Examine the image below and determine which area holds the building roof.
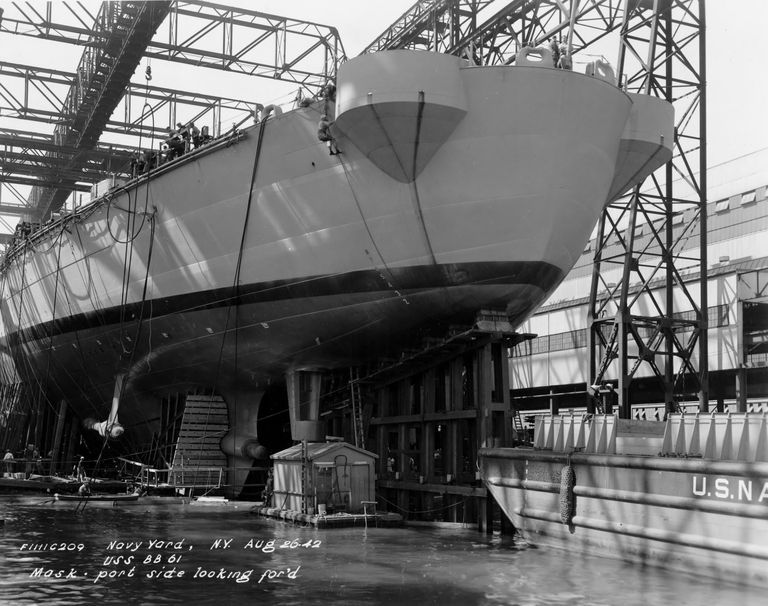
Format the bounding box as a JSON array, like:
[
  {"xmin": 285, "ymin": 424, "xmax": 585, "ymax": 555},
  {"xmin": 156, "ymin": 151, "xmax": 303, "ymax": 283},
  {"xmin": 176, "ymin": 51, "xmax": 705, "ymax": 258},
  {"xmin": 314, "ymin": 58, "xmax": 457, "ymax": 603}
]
[{"xmin": 271, "ymin": 441, "xmax": 378, "ymax": 461}]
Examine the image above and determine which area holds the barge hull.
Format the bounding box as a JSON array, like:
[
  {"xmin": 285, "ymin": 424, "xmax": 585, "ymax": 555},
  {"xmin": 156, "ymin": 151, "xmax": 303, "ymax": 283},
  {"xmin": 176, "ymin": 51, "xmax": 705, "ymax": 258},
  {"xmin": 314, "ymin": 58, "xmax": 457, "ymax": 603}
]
[{"xmin": 481, "ymin": 447, "xmax": 768, "ymax": 587}]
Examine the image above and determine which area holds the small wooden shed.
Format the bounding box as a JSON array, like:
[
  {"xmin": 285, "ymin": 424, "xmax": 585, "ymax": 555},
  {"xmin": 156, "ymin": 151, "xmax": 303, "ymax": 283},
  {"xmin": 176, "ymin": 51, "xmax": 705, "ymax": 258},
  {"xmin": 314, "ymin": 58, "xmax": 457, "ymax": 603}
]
[{"xmin": 271, "ymin": 442, "xmax": 377, "ymax": 514}]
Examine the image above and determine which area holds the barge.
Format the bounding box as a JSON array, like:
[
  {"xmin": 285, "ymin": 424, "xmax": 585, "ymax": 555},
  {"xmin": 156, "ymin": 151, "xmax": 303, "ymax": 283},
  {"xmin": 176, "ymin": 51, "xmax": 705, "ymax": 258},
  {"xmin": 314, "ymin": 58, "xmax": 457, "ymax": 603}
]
[{"xmin": 480, "ymin": 412, "xmax": 768, "ymax": 586}]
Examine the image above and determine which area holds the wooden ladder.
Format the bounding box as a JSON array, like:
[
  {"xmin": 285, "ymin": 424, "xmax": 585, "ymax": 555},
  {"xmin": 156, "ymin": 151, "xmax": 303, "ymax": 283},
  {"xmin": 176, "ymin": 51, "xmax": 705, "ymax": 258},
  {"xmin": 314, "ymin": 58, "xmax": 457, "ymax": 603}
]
[{"xmin": 349, "ymin": 368, "xmax": 365, "ymax": 449}]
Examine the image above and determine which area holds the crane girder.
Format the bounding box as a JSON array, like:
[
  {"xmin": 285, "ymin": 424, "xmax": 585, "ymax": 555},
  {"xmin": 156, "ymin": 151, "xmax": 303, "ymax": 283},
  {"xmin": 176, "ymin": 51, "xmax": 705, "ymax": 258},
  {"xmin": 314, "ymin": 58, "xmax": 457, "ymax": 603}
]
[
  {"xmin": 0, "ymin": 0, "xmax": 346, "ymax": 89},
  {"xmin": 0, "ymin": 0, "xmax": 347, "ymax": 225},
  {"xmin": 363, "ymin": 0, "xmax": 625, "ymax": 64},
  {"xmin": 22, "ymin": 1, "xmax": 173, "ymax": 220},
  {"xmin": 0, "ymin": 60, "xmax": 259, "ymax": 140}
]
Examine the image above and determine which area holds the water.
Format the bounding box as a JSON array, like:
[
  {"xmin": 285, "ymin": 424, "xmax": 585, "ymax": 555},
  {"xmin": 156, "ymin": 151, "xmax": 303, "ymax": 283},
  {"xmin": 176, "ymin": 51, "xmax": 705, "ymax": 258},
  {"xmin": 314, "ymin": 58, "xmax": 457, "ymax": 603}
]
[{"xmin": 0, "ymin": 495, "xmax": 764, "ymax": 605}]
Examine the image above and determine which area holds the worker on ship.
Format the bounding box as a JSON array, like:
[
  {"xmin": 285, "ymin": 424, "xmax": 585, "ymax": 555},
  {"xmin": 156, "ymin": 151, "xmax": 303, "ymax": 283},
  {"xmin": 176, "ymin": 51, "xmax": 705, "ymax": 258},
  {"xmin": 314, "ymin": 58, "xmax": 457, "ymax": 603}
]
[
  {"xmin": 252, "ymin": 103, "xmax": 266, "ymax": 123},
  {"xmin": 24, "ymin": 444, "xmax": 35, "ymax": 479},
  {"xmin": 164, "ymin": 127, "xmax": 185, "ymax": 161},
  {"xmin": 130, "ymin": 151, "xmax": 143, "ymax": 177},
  {"xmin": 317, "ymin": 114, "xmax": 340, "ymax": 155},
  {"xmin": 557, "ymin": 43, "xmax": 572, "ymax": 69},
  {"xmin": 3, "ymin": 449, "xmax": 14, "ymax": 477},
  {"xmin": 75, "ymin": 456, "xmax": 86, "ymax": 482},
  {"xmin": 177, "ymin": 122, "xmax": 191, "ymax": 152},
  {"xmin": 187, "ymin": 121, "xmax": 201, "ymax": 148},
  {"xmin": 549, "ymin": 38, "xmax": 560, "ymax": 67},
  {"xmin": 33, "ymin": 447, "xmax": 43, "ymax": 476},
  {"xmin": 142, "ymin": 149, "xmax": 155, "ymax": 173},
  {"xmin": 322, "ymin": 81, "xmax": 336, "ymax": 103},
  {"xmin": 78, "ymin": 481, "xmax": 91, "ymax": 497},
  {"xmin": 321, "ymin": 81, "xmax": 337, "ymax": 122},
  {"xmin": 200, "ymin": 125, "xmax": 212, "ymax": 145}
]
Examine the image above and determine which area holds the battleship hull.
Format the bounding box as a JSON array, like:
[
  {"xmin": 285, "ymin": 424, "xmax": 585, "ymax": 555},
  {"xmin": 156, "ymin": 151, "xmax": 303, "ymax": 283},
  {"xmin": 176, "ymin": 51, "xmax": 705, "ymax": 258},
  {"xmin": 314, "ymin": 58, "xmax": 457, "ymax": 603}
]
[{"xmin": 0, "ymin": 51, "xmax": 672, "ymax": 480}]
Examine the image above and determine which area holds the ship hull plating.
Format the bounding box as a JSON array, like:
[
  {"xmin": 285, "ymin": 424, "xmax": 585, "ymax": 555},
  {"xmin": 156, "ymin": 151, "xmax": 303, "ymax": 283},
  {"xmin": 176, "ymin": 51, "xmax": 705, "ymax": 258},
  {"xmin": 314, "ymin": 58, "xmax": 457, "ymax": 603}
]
[{"xmin": 0, "ymin": 51, "xmax": 672, "ymax": 459}]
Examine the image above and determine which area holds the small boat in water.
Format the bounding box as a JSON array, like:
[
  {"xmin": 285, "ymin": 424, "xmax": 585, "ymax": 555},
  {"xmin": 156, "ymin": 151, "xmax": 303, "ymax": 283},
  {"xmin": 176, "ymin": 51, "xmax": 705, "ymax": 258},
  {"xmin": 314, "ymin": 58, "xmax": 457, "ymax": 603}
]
[
  {"xmin": 53, "ymin": 492, "xmax": 140, "ymax": 502},
  {"xmin": 480, "ymin": 412, "xmax": 768, "ymax": 587}
]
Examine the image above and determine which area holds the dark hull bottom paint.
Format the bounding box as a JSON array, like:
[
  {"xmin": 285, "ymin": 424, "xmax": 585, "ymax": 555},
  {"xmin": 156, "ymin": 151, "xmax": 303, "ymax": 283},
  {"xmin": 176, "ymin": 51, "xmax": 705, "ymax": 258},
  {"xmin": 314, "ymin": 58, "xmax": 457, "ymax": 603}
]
[{"xmin": 5, "ymin": 261, "xmax": 561, "ymax": 451}]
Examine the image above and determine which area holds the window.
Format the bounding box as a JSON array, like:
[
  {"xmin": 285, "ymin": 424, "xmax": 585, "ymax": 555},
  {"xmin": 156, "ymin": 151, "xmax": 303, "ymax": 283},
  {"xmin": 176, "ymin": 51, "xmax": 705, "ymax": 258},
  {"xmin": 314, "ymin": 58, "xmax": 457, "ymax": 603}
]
[
  {"xmin": 741, "ymin": 191, "xmax": 756, "ymax": 206},
  {"xmin": 513, "ymin": 305, "xmax": 729, "ymax": 357},
  {"xmin": 530, "ymin": 335, "xmax": 549, "ymax": 355}
]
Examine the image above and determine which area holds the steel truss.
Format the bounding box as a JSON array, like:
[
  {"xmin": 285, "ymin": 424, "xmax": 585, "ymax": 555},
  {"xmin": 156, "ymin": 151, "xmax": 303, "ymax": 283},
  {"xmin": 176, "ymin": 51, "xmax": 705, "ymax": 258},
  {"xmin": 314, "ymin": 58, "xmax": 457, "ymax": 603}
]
[
  {"xmin": 0, "ymin": 60, "xmax": 261, "ymax": 140},
  {"xmin": 368, "ymin": 0, "xmax": 707, "ymax": 416},
  {"xmin": 364, "ymin": 0, "xmax": 625, "ymax": 61},
  {"xmin": 21, "ymin": 1, "xmax": 173, "ymax": 221},
  {"xmin": 0, "ymin": 0, "xmax": 346, "ymax": 91},
  {"xmin": 587, "ymin": 0, "xmax": 707, "ymax": 417},
  {"xmin": 0, "ymin": 0, "xmax": 346, "ymax": 223},
  {"xmin": 1, "ymin": 127, "xmax": 134, "ymax": 195}
]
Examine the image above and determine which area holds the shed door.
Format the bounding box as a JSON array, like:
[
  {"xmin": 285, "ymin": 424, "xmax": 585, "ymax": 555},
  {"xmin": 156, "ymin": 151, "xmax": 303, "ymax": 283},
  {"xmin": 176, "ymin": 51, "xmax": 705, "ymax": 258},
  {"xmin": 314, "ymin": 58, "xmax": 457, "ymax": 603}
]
[
  {"xmin": 315, "ymin": 465, "xmax": 350, "ymax": 511},
  {"xmin": 350, "ymin": 463, "xmax": 370, "ymax": 512}
]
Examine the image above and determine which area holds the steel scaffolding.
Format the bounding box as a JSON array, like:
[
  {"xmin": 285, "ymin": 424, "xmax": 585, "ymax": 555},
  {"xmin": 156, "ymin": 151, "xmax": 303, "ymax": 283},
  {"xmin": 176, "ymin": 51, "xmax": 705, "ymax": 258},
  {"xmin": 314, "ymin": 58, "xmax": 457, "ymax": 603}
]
[{"xmin": 587, "ymin": 0, "xmax": 707, "ymax": 417}]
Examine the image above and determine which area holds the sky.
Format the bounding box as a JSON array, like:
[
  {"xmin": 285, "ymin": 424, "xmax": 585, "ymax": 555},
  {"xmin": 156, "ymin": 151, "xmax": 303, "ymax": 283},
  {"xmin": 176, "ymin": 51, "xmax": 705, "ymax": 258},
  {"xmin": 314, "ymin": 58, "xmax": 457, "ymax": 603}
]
[{"xmin": 0, "ymin": 0, "xmax": 766, "ymax": 226}]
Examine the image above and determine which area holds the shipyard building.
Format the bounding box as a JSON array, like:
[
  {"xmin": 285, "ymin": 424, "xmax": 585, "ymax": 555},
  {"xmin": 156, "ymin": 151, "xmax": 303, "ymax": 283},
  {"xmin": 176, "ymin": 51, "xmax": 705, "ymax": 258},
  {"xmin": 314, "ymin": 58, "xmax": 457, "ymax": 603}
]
[{"xmin": 511, "ymin": 151, "xmax": 768, "ymax": 419}]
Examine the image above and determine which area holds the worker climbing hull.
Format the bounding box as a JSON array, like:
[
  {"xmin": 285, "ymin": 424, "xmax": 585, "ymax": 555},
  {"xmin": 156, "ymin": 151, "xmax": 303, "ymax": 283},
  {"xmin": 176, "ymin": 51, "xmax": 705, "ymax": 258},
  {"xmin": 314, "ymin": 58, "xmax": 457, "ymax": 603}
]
[{"xmin": 0, "ymin": 50, "xmax": 673, "ymax": 494}]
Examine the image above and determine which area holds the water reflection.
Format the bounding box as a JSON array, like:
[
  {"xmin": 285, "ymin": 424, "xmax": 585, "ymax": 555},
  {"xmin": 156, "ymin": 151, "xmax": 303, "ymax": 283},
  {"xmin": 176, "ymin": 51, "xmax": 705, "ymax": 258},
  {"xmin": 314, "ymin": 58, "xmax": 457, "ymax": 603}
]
[{"xmin": 0, "ymin": 496, "xmax": 763, "ymax": 605}]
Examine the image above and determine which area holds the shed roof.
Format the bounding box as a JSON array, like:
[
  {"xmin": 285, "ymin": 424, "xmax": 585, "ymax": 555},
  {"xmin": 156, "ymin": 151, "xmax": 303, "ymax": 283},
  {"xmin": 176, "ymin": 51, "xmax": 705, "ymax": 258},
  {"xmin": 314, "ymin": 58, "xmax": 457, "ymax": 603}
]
[{"xmin": 271, "ymin": 441, "xmax": 378, "ymax": 461}]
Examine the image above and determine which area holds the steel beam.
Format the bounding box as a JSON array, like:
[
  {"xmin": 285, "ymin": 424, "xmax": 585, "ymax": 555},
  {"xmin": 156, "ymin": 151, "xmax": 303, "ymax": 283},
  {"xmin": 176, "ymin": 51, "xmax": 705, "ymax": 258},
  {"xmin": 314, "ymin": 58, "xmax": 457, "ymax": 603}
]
[
  {"xmin": 0, "ymin": 0, "xmax": 346, "ymax": 91},
  {"xmin": 364, "ymin": 1, "xmax": 624, "ymax": 63},
  {"xmin": 27, "ymin": 1, "xmax": 172, "ymax": 219},
  {"xmin": 0, "ymin": 127, "xmax": 134, "ymax": 197},
  {"xmin": 0, "ymin": 1, "xmax": 345, "ymax": 221},
  {"xmin": 587, "ymin": 0, "xmax": 707, "ymax": 417},
  {"xmin": 0, "ymin": 60, "xmax": 260, "ymax": 139}
]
